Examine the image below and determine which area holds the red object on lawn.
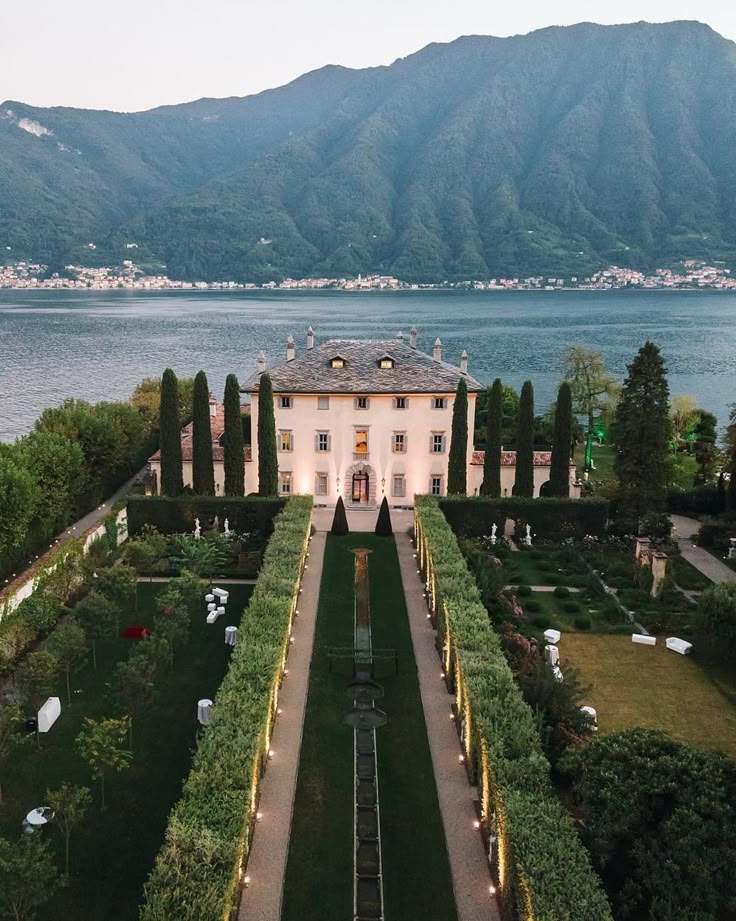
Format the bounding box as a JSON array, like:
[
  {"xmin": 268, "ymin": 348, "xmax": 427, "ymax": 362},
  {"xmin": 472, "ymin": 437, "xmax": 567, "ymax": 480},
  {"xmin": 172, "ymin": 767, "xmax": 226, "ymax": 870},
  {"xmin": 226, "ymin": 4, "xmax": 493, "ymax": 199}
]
[{"xmin": 122, "ymin": 625, "xmax": 151, "ymax": 639}]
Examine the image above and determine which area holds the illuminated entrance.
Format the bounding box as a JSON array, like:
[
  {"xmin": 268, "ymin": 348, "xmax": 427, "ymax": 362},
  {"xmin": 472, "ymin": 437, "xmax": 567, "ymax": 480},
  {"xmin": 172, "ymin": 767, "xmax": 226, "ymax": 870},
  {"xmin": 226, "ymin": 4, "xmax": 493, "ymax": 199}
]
[{"xmin": 352, "ymin": 471, "xmax": 370, "ymax": 504}]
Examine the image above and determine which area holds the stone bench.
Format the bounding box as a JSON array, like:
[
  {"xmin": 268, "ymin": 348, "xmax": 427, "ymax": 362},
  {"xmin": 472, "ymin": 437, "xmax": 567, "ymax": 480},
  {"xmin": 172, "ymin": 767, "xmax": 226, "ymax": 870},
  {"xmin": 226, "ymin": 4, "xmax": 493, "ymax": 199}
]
[
  {"xmin": 632, "ymin": 633, "xmax": 656, "ymax": 646},
  {"xmin": 543, "ymin": 629, "xmax": 561, "ymax": 644},
  {"xmin": 666, "ymin": 637, "xmax": 693, "ymax": 655}
]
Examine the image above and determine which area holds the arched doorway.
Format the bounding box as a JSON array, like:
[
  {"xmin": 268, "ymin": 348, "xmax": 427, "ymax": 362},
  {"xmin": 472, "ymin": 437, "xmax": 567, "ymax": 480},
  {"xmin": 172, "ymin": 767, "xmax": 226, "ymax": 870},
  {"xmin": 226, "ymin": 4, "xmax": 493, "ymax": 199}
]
[
  {"xmin": 352, "ymin": 470, "xmax": 370, "ymax": 504},
  {"xmin": 344, "ymin": 463, "xmax": 377, "ymax": 508}
]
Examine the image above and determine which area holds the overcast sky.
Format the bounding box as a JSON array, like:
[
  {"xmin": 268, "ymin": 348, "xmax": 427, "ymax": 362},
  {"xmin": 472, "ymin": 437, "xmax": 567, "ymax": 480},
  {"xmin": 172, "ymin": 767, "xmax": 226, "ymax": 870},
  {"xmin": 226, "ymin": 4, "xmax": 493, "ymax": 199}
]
[{"xmin": 2, "ymin": 0, "xmax": 734, "ymax": 112}]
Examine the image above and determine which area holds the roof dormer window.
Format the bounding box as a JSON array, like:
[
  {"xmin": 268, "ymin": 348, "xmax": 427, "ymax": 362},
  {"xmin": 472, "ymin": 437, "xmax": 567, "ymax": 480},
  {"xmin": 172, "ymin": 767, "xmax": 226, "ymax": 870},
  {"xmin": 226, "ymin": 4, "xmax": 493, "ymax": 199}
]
[
  {"xmin": 378, "ymin": 355, "xmax": 395, "ymax": 369},
  {"xmin": 330, "ymin": 355, "xmax": 346, "ymax": 369}
]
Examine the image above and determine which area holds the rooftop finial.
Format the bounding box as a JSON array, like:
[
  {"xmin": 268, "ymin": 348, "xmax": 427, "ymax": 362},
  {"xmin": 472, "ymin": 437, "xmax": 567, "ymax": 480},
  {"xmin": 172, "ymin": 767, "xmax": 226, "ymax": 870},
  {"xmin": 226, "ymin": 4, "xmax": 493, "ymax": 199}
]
[
  {"xmin": 409, "ymin": 326, "xmax": 417, "ymax": 349},
  {"xmin": 307, "ymin": 326, "xmax": 314, "ymax": 350},
  {"xmin": 432, "ymin": 337, "xmax": 442, "ymax": 362},
  {"xmin": 257, "ymin": 350, "xmax": 266, "ymax": 373},
  {"xmin": 286, "ymin": 335, "xmax": 296, "ymax": 362}
]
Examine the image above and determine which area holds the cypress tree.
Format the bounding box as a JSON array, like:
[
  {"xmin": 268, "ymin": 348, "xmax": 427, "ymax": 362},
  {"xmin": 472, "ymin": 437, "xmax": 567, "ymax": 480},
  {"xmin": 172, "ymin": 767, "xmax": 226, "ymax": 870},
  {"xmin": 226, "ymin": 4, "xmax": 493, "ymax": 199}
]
[
  {"xmin": 482, "ymin": 378, "xmax": 503, "ymax": 497},
  {"xmin": 549, "ymin": 382, "xmax": 573, "ymax": 497},
  {"xmin": 331, "ymin": 496, "xmax": 349, "ymax": 535},
  {"xmin": 375, "ymin": 496, "xmax": 393, "ymax": 536},
  {"xmin": 447, "ymin": 378, "xmax": 468, "ymax": 495},
  {"xmin": 257, "ymin": 373, "xmax": 278, "ymax": 496},
  {"xmin": 614, "ymin": 341, "xmax": 672, "ymax": 519},
  {"xmin": 191, "ymin": 370, "xmax": 215, "ymax": 496},
  {"xmin": 159, "ymin": 368, "xmax": 183, "ymax": 496},
  {"xmin": 222, "ymin": 374, "xmax": 245, "ymax": 496},
  {"xmin": 514, "ymin": 380, "xmax": 535, "ymax": 497}
]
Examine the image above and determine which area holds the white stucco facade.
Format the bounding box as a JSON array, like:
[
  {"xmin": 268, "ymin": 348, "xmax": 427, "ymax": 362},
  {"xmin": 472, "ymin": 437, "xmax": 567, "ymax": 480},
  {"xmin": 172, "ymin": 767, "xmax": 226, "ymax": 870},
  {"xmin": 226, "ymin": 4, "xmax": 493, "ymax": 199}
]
[{"xmin": 247, "ymin": 389, "xmax": 477, "ymax": 507}]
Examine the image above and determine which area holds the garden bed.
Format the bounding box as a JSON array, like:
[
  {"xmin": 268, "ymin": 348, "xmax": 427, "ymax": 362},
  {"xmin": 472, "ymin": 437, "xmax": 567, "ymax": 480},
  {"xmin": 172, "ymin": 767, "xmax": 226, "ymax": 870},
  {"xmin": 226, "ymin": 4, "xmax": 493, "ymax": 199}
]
[{"xmin": 0, "ymin": 581, "xmax": 252, "ymax": 921}]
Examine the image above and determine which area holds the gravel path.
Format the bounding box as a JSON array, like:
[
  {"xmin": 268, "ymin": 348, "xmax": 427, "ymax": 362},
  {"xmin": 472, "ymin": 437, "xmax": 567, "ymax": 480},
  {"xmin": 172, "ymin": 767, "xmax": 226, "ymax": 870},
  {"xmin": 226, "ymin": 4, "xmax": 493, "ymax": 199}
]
[
  {"xmin": 396, "ymin": 532, "xmax": 500, "ymax": 921},
  {"xmin": 671, "ymin": 514, "xmax": 736, "ymax": 584},
  {"xmin": 237, "ymin": 531, "xmax": 326, "ymax": 921}
]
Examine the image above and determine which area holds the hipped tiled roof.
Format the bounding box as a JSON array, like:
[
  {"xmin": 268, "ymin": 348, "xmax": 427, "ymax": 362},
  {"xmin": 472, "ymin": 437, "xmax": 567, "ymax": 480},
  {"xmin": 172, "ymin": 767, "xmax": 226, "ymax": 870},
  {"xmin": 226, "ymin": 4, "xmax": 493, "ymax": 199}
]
[
  {"xmin": 240, "ymin": 338, "xmax": 484, "ymax": 394},
  {"xmin": 149, "ymin": 402, "xmax": 250, "ymax": 463}
]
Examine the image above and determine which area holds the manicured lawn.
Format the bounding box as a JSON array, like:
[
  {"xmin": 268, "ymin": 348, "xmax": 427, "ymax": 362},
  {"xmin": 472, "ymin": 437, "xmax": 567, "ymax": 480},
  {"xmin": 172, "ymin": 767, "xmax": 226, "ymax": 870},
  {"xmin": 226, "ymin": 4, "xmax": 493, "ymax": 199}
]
[
  {"xmin": 561, "ymin": 634, "xmax": 736, "ymax": 757},
  {"xmin": 282, "ymin": 535, "xmax": 457, "ymax": 921},
  {"xmin": 517, "ymin": 589, "xmax": 628, "ymax": 634},
  {"xmin": 574, "ymin": 442, "xmax": 616, "ymax": 482},
  {"xmin": 1, "ymin": 582, "xmax": 252, "ymax": 921}
]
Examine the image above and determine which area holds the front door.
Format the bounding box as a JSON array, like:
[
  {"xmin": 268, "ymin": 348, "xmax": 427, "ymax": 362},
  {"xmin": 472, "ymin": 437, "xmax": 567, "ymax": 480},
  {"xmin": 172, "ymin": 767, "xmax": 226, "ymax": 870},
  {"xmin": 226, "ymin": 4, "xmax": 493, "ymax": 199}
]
[{"xmin": 352, "ymin": 472, "xmax": 369, "ymax": 504}]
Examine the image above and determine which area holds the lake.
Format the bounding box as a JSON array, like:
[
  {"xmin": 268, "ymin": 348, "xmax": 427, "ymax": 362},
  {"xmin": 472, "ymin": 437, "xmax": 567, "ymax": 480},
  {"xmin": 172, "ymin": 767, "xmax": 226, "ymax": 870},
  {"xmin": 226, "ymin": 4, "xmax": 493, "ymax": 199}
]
[{"xmin": 1, "ymin": 288, "xmax": 735, "ymax": 441}]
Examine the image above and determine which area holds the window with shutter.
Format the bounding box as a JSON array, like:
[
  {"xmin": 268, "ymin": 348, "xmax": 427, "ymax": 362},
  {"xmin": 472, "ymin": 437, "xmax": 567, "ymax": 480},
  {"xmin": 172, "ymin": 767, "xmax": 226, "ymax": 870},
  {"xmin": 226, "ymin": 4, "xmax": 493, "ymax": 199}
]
[
  {"xmin": 315, "ymin": 431, "xmax": 330, "ymax": 452},
  {"xmin": 355, "ymin": 396, "xmax": 369, "ymax": 410},
  {"xmin": 317, "ymin": 396, "xmax": 330, "ymax": 410},
  {"xmin": 315, "ymin": 473, "xmax": 328, "ymax": 495},
  {"xmin": 393, "ymin": 396, "xmax": 408, "ymax": 410}
]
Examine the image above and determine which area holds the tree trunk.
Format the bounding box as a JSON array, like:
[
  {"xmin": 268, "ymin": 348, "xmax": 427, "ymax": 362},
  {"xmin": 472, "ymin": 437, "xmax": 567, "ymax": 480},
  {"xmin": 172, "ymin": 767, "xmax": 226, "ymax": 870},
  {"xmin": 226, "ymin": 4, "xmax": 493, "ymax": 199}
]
[
  {"xmin": 92, "ymin": 640, "xmax": 97, "ymax": 671},
  {"xmin": 129, "ymin": 719, "xmax": 134, "ymax": 751},
  {"xmin": 100, "ymin": 773, "xmax": 106, "ymax": 811},
  {"xmin": 65, "ymin": 831, "xmax": 70, "ymax": 877}
]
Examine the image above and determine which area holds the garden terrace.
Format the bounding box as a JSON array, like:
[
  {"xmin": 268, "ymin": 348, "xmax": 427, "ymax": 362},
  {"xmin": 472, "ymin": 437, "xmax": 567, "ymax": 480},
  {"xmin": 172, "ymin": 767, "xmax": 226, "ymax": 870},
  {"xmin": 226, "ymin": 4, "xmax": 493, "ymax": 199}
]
[
  {"xmin": 560, "ymin": 635, "xmax": 736, "ymax": 757},
  {"xmin": 440, "ymin": 496, "xmax": 609, "ymax": 542},
  {"xmin": 415, "ymin": 497, "xmax": 612, "ymax": 921},
  {"xmin": 282, "ymin": 534, "xmax": 456, "ymax": 921},
  {"xmin": 0, "ymin": 580, "xmax": 253, "ymax": 921},
  {"xmin": 140, "ymin": 496, "xmax": 312, "ymax": 921},
  {"xmin": 126, "ymin": 495, "xmax": 284, "ymax": 537}
]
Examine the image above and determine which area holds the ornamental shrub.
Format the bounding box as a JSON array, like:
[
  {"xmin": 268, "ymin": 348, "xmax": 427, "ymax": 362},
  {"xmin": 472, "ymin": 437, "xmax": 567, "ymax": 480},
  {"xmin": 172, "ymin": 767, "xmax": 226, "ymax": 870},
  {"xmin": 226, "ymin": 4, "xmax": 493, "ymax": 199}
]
[
  {"xmin": 447, "ymin": 378, "xmax": 468, "ymax": 495},
  {"xmin": 513, "ymin": 380, "xmax": 535, "ymax": 497},
  {"xmin": 374, "ymin": 496, "xmax": 393, "ymax": 536},
  {"xmin": 331, "ymin": 496, "xmax": 349, "ymax": 536},
  {"xmin": 525, "ymin": 599, "xmax": 542, "ymax": 613},
  {"xmin": 159, "ymin": 368, "xmax": 183, "ymax": 496},
  {"xmin": 574, "ymin": 614, "xmax": 591, "ymax": 629},
  {"xmin": 532, "ymin": 612, "xmax": 551, "ymax": 628},
  {"xmin": 564, "ymin": 601, "xmax": 582, "ymax": 614},
  {"xmin": 554, "ymin": 586, "xmax": 570, "ymax": 598},
  {"xmin": 191, "ymin": 371, "xmax": 215, "ymax": 496},
  {"xmin": 517, "ymin": 584, "xmax": 532, "ymax": 597}
]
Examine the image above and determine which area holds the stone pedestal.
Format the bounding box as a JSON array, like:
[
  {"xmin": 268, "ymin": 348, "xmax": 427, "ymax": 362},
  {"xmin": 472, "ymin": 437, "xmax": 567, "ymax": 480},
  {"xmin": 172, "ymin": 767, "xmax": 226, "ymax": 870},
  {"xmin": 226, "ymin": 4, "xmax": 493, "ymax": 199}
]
[{"xmin": 651, "ymin": 551, "xmax": 668, "ymax": 599}]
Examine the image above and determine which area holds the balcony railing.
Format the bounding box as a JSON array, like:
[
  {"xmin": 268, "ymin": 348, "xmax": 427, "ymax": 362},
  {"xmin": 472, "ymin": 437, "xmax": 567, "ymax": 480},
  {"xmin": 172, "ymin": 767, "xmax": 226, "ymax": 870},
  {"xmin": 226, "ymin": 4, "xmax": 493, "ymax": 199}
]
[{"xmin": 353, "ymin": 452, "xmax": 370, "ymax": 462}]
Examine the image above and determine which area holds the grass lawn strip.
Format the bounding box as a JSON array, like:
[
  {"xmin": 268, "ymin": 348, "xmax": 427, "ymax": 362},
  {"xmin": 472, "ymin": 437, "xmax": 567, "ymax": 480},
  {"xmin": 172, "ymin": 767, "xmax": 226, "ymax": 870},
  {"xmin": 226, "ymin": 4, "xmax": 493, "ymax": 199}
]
[
  {"xmin": 1, "ymin": 582, "xmax": 252, "ymax": 921},
  {"xmin": 561, "ymin": 634, "xmax": 736, "ymax": 757},
  {"xmin": 282, "ymin": 535, "xmax": 457, "ymax": 921}
]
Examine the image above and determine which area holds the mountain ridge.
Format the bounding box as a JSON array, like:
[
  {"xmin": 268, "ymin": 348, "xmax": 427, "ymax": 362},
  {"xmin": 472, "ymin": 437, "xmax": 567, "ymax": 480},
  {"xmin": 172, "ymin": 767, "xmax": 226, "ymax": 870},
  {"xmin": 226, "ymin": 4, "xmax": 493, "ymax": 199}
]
[{"xmin": 2, "ymin": 20, "xmax": 736, "ymax": 281}]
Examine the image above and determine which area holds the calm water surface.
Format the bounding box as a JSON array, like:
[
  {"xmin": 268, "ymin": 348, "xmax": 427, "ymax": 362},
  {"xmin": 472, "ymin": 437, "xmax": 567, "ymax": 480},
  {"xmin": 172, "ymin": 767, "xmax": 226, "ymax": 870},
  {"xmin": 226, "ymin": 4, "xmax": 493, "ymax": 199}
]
[{"xmin": 1, "ymin": 288, "xmax": 735, "ymax": 441}]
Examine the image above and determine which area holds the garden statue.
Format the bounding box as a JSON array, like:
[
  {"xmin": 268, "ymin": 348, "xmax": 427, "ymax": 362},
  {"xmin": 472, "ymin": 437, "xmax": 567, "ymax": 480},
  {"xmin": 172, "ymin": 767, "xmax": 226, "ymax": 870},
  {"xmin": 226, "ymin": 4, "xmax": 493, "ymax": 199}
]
[
  {"xmin": 524, "ymin": 524, "xmax": 532, "ymax": 546},
  {"xmin": 729, "ymin": 537, "xmax": 736, "ymax": 560},
  {"xmin": 213, "ymin": 514, "xmax": 220, "ymax": 530},
  {"xmin": 194, "ymin": 518, "xmax": 201, "ymax": 540},
  {"xmin": 490, "ymin": 523, "xmax": 497, "ymax": 545},
  {"xmin": 224, "ymin": 518, "xmax": 231, "ymax": 538}
]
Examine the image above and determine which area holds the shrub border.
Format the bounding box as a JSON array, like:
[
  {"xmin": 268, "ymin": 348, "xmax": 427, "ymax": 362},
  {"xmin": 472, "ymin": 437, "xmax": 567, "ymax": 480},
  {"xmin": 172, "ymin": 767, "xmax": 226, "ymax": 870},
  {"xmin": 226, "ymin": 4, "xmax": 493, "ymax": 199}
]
[
  {"xmin": 140, "ymin": 495, "xmax": 312, "ymax": 921},
  {"xmin": 415, "ymin": 496, "xmax": 611, "ymax": 921}
]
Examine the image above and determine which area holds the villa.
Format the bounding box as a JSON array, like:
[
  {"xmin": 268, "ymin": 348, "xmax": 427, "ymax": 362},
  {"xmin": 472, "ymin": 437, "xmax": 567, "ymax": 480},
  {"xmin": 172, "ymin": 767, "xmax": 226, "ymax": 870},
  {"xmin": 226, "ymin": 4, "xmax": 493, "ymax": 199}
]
[{"xmin": 240, "ymin": 328, "xmax": 578, "ymax": 507}]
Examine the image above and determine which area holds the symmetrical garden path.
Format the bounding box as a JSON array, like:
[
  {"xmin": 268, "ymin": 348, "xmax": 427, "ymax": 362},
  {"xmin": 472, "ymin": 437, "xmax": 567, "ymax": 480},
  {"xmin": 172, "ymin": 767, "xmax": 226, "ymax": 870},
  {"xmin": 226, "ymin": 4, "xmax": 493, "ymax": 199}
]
[
  {"xmin": 237, "ymin": 531, "xmax": 326, "ymax": 921},
  {"xmin": 671, "ymin": 514, "xmax": 736, "ymax": 584},
  {"xmin": 396, "ymin": 532, "xmax": 501, "ymax": 921}
]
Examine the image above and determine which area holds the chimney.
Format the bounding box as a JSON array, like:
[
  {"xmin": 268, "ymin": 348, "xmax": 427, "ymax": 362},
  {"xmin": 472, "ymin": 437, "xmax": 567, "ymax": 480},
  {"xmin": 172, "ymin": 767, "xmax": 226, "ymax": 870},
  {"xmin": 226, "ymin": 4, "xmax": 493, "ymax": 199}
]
[
  {"xmin": 460, "ymin": 350, "xmax": 468, "ymax": 374},
  {"xmin": 257, "ymin": 350, "xmax": 266, "ymax": 373},
  {"xmin": 286, "ymin": 335, "xmax": 296, "ymax": 362},
  {"xmin": 432, "ymin": 337, "xmax": 442, "ymax": 362},
  {"xmin": 307, "ymin": 326, "xmax": 314, "ymax": 350},
  {"xmin": 409, "ymin": 326, "xmax": 417, "ymax": 349},
  {"xmin": 208, "ymin": 394, "xmax": 217, "ymax": 418},
  {"xmin": 396, "ymin": 330, "xmax": 403, "ymax": 341}
]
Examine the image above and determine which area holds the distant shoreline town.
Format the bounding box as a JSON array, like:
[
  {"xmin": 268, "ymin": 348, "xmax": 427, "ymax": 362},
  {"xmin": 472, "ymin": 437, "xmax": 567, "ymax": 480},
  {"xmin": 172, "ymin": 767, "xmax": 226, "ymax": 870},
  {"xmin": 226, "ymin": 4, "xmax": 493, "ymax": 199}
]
[{"xmin": 1, "ymin": 259, "xmax": 736, "ymax": 291}]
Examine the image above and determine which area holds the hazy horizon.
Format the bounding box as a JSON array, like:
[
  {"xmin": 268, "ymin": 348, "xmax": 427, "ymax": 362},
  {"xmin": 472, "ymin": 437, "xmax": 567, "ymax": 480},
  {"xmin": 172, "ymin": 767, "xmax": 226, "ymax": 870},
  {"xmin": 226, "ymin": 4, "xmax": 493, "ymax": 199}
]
[{"xmin": 2, "ymin": 1, "xmax": 735, "ymax": 113}]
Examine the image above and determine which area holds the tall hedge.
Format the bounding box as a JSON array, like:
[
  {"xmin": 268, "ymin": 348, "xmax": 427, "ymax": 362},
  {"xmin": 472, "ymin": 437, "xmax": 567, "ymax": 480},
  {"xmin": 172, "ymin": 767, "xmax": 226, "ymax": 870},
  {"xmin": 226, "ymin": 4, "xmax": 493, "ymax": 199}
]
[
  {"xmin": 448, "ymin": 377, "xmax": 468, "ymax": 495},
  {"xmin": 257, "ymin": 374, "xmax": 278, "ymax": 496},
  {"xmin": 514, "ymin": 380, "xmax": 535, "ymax": 497},
  {"xmin": 415, "ymin": 497, "xmax": 612, "ymax": 921},
  {"xmin": 375, "ymin": 496, "xmax": 393, "ymax": 536},
  {"xmin": 192, "ymin": 371, "xmax": 215, "ymax": 496},
  {"xmin": 223, "ymin": 374, "xmax": 245, "ymax": 496},
  {"xmin": 127, "ymin": 495, "xmax": 285, "ymax": 537},
  {"xmin": 159, "ymin": 368, "xmax": 183, "ymax": 496},
  {"xmin": 549, "ymin": 381, "xmax": 573, "ymax": 497},
  {"xmin": 140, "ymin": 496, "xmax": 312, "ymax": 921},
  {"xmin": 439, "ymin": 496, "xmax": 608, "ymax": 542},
  {"xmin": 481, "ymin": 378, "xmax": 502, "ymax": 497}
]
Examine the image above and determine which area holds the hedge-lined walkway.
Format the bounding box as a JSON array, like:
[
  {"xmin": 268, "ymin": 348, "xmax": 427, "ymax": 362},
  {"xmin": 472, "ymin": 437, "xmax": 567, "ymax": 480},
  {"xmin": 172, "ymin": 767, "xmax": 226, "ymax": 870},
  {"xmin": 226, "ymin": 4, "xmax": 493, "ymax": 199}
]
[
  {"xmin": 396, "ymin": 532, "xmax": 500, "ymax": 921},
  {"xmin": 237, "ymin": 531, "xmax": 326, "ymax": 921},
  {"xmin": 671, "ymin": 514, "xmax": 736, "ymax": 584}
]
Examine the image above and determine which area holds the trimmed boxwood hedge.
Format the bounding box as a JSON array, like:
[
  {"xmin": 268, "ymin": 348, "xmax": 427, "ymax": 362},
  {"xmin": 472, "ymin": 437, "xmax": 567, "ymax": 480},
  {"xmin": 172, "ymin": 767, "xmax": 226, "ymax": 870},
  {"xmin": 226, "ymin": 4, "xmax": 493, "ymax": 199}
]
[
  {"xmin": 140, "ymin": 496, "xmax": 312, "ymax": 921},
  {"xmin": 415, "ymin": 496, "xmax": 611, "ymax": 921},
  {"xmin": 127, "ymin": 495, "xmax": 285, "ymax": 537},
  {"xmin": 439, "ymin": 496, "xmax": 609, "ymax": 542}
]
